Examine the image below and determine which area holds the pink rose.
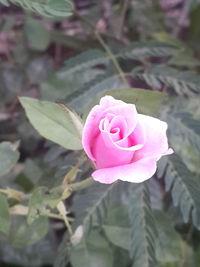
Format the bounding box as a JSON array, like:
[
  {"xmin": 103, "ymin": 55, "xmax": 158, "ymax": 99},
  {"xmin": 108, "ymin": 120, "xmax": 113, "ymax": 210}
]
[{"xmin": 82, "ymin": 96, "xmax": 173, "ymax": 184}]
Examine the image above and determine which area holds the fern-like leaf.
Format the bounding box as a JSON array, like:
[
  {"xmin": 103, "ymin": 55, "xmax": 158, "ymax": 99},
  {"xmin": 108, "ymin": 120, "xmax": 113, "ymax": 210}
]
[
  {"xmin": 157, "ymin": 155, "xmax": 200, "ymax": 229},
  {"xmin": 61, "ymin": 49, "xmax": 108, "ymax": 76},
  {"xmin": 72, "ymin": 181, "xmax": 126, "ymax": 237},
  {"xmin": 54, "ymin": 233, "xmax": 71, "ymax": 267},
  {"xmin": 8, "ymin": 0, "xmax": 73, "ymax": 18},
  {"xmin": 128, "ymin": 183, "xmax": 157, "ymax": 267},
  {"xmin": 136, "ymin": 66, "xmax": 200, "ymax": 96},
  {"xmin": 167, "ymin": 112, "xmax": 200, "ymax": 153},
  {"xmin": 69, "ymin": 74, "xmax": 124, "ymax": 112},
  {"xmin": 118, "ymin": 41, "xmax": 177, "ymax": 59},
  {"xmin": 61, "ymin": 43, "xmax": 177, "ymax": 78}
]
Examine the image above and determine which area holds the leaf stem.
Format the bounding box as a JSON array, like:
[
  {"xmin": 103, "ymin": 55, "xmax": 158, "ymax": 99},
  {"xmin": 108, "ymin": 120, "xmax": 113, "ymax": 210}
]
[
  {"xmin": 57, "ymin": 201, "xmax": 73, "ymax": 236},
  {"xmin": 117, "ymin": 0, "xmax": 129, "ymax": 39},
  {"xmin": 73, "ymin": 10, "xmax": 128, "ymax": 86},
  {"xmin": 70, "ymin": 177, "xmax": 95, "ymax": 191},
  {"xmin": 0, "ymin": 188, "xmax": 24, "ymax": 201},
  {"xmin": 9, "ymin": 204, "xmax": 74, "ymax": 221}
]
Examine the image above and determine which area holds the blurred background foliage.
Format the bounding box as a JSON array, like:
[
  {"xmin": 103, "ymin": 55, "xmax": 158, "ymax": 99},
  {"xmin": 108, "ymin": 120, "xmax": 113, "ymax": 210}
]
[{"xmin": 0, "ymin": 0, "xmax": 200, "ymax": 266}]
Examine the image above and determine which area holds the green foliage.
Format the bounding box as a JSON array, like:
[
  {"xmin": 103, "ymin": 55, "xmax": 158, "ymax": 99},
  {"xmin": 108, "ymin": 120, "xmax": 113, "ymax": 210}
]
[
  {"xmin": 24, "ymin": 17, "xmax": 51, "ymax": 51},
  {"xmin": 128, "ymin": 183, "xmax": 157, "ymax": 267},
  {"xmin": 1, "ymin": 0, "xmax": 74, "ymax": 18},
  {"xmin": 62, "ymin": 42, "xmax": 176, "ymax": 75},
  {"xmin": 1, "ymin": 1, "xmax": 200, "ymax": 266},
  {"xmin": 0, "ymin": 142, "xmax": 20, "ymax": 178},
  {"xmin": 28, "ymin": 186, "xmax": 62, "ymax": 224},
  {"xmin": 157, "ymin": 155, "xmax": 200, "ymax": 229},
  {"xmin": 10, "ymin": 217, "xmax": 49, "ymax": 248},
  {"xmin": 0, "ymin": 194, "xmax": 11, "ymax": 235},
  {"xmin": 85, "ymin": 88, "xmax": 165, "ymax": 117},
  {"xmin": 72, "ymin": 182, "xmax": 118, "ymax": 236},
  {"xmin": 54, "ymin": 233, "xmax": 71, "ymax": 267},
  {"xmin": 103, "ymin": 225, "xmax": 130, "ymax": 250},
  {"xmin": 167, "ymin": 112, "xmax": 200, "ymax": 154},
  {"xmin": 136, "ymin": 65, "xmax": 200, "ymax": 96},
  {"xmin": 70, "ymin": 230, "xmax": 113, "ymax": 267},
  {"xmin": 19, "ymin": 97, "xmax": 83, "ymax": 150}
]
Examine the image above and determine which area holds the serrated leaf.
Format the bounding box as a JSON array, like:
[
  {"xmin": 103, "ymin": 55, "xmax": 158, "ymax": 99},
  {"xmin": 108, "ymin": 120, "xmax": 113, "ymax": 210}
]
[
  {"xmin": 70, "ymin": 230, "xmax": 113, "ymax": 267},
  {"xmin": 0, "ymin": 193, "xmax": 11, "ymax": 234},
  {"xmin": 10, "ymin": 0, "xmax": 74, "ymax": 18},
  {"xmin": 61, "ymin": 42, "xmax": 176, "ymax": 78},
  {"xmin": 19, "ymin": 97, "xmax": 83, "ymax": 150},
  {"xmin": 168, "ymin": 112, "xmax": 200, "ymax": 154},
  {"xmin": 73, "ymin": 75, "xmax": 125, "ymax": 113},
  {"xmin": 154, "ymin": 210, "xmax": 183, "ymax": 264},
  {"xmin": 72, "ymin": 181, "xmax": 130, "ymax": 240},
  {"xmin": 128, "ymin": 183, "xmax": 157, "ymax": 267},
  {"xmin": 54, "ymin": 233, "xmax": 71, "ymax": 267},
  {"xmin": 85, "ymin": 88, "xmax": 165, "ymax": 118},
  {"xmin": 72, "ymin": 183, "xmax": 114, "ymax": 236},
  {"xmin": 103, "ymin": 225, "xmax": 131, "ymax": 250},
  {"xmin": 157, "ymin": 155, "xmax": 200, "ymax": 229},
  {"xmin": 0, "ymin": 142, "xmax": 20, "ymax": 177},
  {"xmin": 137, "ymin": 66, "xmax": 200, "ymax": 96}
]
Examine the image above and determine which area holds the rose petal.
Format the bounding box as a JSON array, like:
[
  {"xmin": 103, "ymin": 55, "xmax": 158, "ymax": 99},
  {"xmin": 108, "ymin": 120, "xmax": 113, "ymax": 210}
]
[
  {"xmin": 100, "ymin": 95, "xmax": 124, "ymax": 108},
  {"xmin": 82, "ymin": 105, "xmax": 103, "ymax": 161},
  {"xmin": 92, "ymin": 156, "xmax": 158, "ymax": 184},
  {"xmin": 92, "ymin": 130, "xmax": 134, "ymax": 169},
  {"xmin": 82, "ymin": 96, "xmax": 139, "ymax": 161},
  {"xmin": 133, "ymin": 114, "xmax": 172, "ymax": 161}
]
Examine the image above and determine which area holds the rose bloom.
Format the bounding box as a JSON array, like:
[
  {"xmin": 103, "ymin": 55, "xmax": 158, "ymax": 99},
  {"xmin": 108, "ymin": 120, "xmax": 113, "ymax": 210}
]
[{"xmin": 82, "ymin": 96, "xmax": 173, "ymax": 184}]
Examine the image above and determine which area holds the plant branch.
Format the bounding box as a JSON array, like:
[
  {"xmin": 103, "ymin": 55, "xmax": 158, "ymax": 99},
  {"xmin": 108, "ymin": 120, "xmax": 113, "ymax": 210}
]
[
  {"xmin": 9, "ymin": 204, "xmax": 73, "ymax": 221},
  {"xmin": 70, "ymin": 177, "xmax": 95, "ymax": 191},
  {"xmin": 57, "ymin": 201, "xmax": 73, "ymax": 236},
  {"xmin": 117, "ymin": 0, "xmax": 129, "ymax": 39},
  {"xmin": 74, "ymin": 10, "xmax": 128, "ymax": 86}
]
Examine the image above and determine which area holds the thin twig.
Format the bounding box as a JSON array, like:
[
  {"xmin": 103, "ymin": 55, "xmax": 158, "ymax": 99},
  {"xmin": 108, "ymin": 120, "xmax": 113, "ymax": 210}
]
[
  {"xmin": 117, "ymin": 0, "xmax": 129, "ymax": 39},
  {"xmin": 74, "ymin": 10, "xmax": 128, "ymax": 86}
]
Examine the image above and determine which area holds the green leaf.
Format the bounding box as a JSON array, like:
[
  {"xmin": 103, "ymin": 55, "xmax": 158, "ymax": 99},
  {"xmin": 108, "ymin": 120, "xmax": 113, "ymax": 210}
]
[
  {"xmin": 0, "ymin": 142, "xmax": 20, "ymax": 177},
  {"xmin": 72, "ymin": 182, "xmax": 120, "ymax": 237},
  {"xmin": 154, "ymin": 211, "xmax": 184, "ymax": 264},
  {"xmin": 153, "ymin": 32, "xmax": 184, "ymax": 48},
  {"xmin": 85, "ymin": 88, "xmax": 165, "ymax": 117},
  {"xmin": 10, "ymin": 217, "xmax": 49, "ymax": 248},
  {"xmin": 167, "ymin": 111, "xmax": 200, "ymax": 173},
  {"xmin": 73, "ymin": 75, "xmax": 125, "ymax": 113},
  {"xmin": 168, "ymin": 112, "xmax": 200, "ymax": 154},
  {"xmin": 10, "ymin": 0, "xmax": 74, "ymax": 18},
  {"xmin": 0, "ymin": 193, "xmax": 11, "ymax": 235},
  {"xmin": 28, "ymin": 186, "xmax": 62, "ymax": 224},
  {"xmin": 103, "ymin": 225, "xmax": 131, "ymax": 250},
  {"xmin": 137, "ymin": 66, "xmax": 200, "ymax": 96},
  {"xmin": 0, "ymin": 0, "xmax": 9, "ymax": 6},
  {"xmin": 19, "ymin": 97, "xmax": 83, "ymax": 150},
  {"xmin": 62, "ymin": 42, "xmax": 176, "ymax": 78},
  {"xmin": 0, "ymin": 234, "xmax": 55, "ymax": 267},
  {"xmin": 25, "ymin": 17, "xmax": 50, "ymax": 51},
  {"xmin": 54, "ymin": 233, "xmax": 71, "ymax": 267},
  {"xmin": 157, "ymin": 155, "xmax": 200, "ymax": 229},
  {"xmin": 70, "ymin": 230, "xmax": 113, "ymax": 267},
  {"xmin": 128, "ymin": 183, "xmax": 157, "ymax": 267}
]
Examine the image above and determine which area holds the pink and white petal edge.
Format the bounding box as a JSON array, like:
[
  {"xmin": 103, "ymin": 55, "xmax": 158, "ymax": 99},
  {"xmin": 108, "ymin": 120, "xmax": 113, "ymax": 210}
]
[{"xmin": 92, "ymin": 156, "xmax": 159, "ymax": 184}]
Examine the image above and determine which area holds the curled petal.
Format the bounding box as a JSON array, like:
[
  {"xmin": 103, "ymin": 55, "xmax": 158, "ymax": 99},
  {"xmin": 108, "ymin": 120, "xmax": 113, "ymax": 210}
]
[
  {"xmin": 92, "ymin": 131, "xmax": 134, "ymax": 169},
  {"xmin": 133, "ymin": 114, "xmax": 172, "ymax": 161}
]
